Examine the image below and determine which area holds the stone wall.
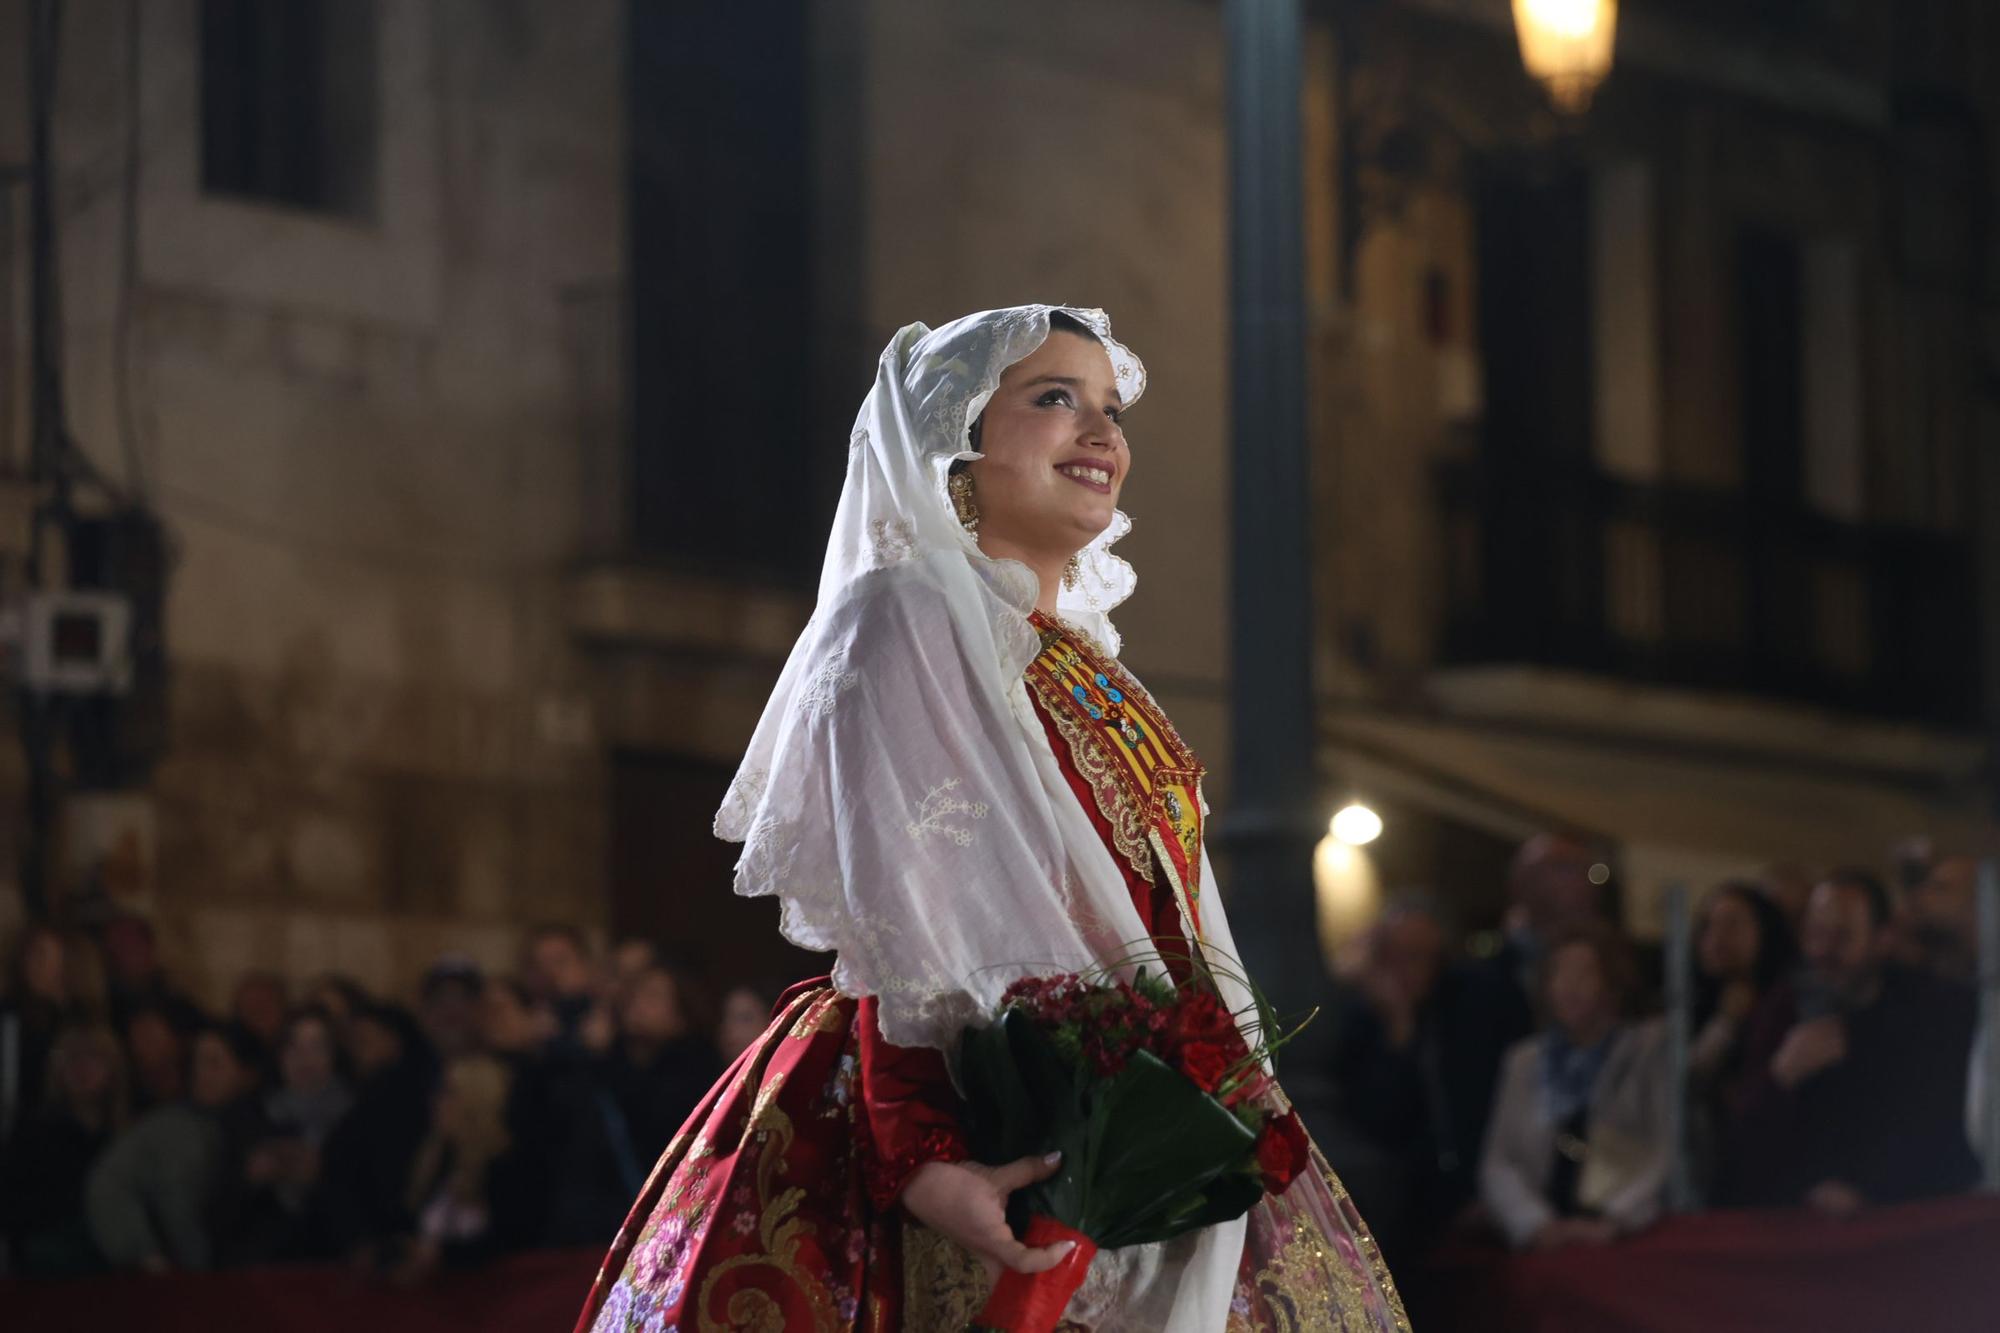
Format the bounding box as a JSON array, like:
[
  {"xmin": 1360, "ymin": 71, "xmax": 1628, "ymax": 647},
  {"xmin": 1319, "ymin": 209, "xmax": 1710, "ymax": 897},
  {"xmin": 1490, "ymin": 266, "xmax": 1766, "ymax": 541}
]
[{"xmin": 0, "ymin": 0, "xmax": 624, "ymax": 1004}]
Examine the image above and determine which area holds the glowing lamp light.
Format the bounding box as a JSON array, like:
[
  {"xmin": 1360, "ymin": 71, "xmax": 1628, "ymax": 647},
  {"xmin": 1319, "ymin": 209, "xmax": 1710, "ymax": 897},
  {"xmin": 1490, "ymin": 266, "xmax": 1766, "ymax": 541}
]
[
  {"xmin": 1315, "ymin": 834, "xmax": 1385, "ymax": 962},
  {"xmin": 1511, "ymin": 0, "xmax": 1618, "ymax": 114},
  {"xmin": 1330, "ymin": 803, "xmax": 1384, "ymax": 847}
]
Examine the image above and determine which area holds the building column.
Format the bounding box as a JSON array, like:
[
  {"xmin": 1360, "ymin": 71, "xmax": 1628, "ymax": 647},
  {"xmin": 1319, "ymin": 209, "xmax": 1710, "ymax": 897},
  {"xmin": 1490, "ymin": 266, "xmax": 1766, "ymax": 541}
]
[{"xmin": 1222, "ymin": 0, "xmax": 1333, "ymax": 1111}]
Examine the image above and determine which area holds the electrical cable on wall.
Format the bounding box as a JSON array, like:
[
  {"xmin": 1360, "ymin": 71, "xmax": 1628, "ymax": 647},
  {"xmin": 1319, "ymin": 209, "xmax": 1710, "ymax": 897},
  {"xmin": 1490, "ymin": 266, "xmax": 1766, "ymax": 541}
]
[{"xmin": 113, "ymin": 0, "xmax": 150, "ymax": 502}]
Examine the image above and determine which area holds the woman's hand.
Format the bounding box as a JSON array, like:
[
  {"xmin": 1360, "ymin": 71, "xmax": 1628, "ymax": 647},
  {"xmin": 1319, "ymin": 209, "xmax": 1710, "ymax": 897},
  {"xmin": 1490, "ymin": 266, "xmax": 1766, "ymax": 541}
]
[{"xmin": 898, "ymin": 1152, "xmax": 1077, "ymax": 1281}]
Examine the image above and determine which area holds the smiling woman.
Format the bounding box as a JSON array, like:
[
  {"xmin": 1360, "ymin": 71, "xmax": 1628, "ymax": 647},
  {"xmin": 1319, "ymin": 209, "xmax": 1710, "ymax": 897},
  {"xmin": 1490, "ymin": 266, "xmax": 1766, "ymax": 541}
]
[
  {"xmin": 573, "ymin": 306, "xmax": 1407, "ymax": 1333},
  {"xmin": 949, "ymin": 311, "xmax": 1132, "ymax": 611}
]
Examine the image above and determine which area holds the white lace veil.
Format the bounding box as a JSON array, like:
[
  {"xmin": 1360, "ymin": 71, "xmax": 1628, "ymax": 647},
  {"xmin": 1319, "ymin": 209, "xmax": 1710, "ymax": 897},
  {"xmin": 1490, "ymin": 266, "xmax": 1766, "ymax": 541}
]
[{"xmin": 713, "ymin": 304, "xmax": 1253, "ymax": 1328}]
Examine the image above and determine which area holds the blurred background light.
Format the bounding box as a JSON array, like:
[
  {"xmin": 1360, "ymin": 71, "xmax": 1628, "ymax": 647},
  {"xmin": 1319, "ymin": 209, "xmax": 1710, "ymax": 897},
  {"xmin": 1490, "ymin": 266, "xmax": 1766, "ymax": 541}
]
[{"xmin": 1331, "ymin": 802, "xmax": 1384, "ymax": 846}]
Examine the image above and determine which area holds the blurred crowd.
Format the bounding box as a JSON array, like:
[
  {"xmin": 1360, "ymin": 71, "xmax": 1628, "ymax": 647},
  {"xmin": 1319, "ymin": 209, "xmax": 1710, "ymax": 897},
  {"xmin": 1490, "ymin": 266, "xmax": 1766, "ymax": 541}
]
[
  {"xmin": 1322, "ymin": 834, "xmax": 1988, "ymax": 1293},
  {"xmin": 2, "ymin": 835, "xmax": 1991, "ymax": 1294},
  {"xmin": 0, "ymin": 918, "xmax": 778, "ymax": 1282}
]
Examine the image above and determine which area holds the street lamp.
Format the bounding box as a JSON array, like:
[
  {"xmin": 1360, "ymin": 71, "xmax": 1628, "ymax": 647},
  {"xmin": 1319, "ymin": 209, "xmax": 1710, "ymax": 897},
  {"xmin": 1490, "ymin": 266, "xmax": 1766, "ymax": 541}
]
[
  {"xmin": 1511, "ymin": 0, "xmax": 1617, "ymax": 114},
  {"xmin": 1330, "ymin": 803, "xmax": 1383, "ymax": 847}
]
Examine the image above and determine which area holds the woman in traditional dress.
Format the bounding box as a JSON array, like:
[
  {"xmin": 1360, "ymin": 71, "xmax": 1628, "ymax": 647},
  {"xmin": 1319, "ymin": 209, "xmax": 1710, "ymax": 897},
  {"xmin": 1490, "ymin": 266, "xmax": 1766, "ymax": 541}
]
[{"xmin": 575, "ymin": 306, "xmax": 1408, "ymax": 1332}]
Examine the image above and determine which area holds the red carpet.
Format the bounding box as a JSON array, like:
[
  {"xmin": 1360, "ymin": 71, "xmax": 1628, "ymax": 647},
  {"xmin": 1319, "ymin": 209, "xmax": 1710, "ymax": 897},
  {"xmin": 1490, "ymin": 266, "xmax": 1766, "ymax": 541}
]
[
  {"xmin": 1432, "ymin": 1193, "xmax": 2000, "ymax": 1332},
  {"xmin": 9, "ymin": 1197, "xmax": 2000, "ymax": 1332}
]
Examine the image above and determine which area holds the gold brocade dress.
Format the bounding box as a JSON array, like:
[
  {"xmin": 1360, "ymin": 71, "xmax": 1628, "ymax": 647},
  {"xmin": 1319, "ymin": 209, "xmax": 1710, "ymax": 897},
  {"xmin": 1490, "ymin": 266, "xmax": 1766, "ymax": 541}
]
[{"xmin": 573, "ymin": 614, "xmax": 1409, "ymax": 1332}]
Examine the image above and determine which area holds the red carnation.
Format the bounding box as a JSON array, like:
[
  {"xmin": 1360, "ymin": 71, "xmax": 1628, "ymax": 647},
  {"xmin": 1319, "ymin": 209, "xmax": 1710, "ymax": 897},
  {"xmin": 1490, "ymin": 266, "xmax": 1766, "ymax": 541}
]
[
  {"xmin": 1174, "ymin": 989, "xmax": 1228, "ymax": 1041},
  {"xmin": 1179, "ymin": 1040, "xmax": 1230, "ymax": 1093},
  {"xmin": 1254, "ymin": 1111, "xmax": 1309, "ymax": 1194}
]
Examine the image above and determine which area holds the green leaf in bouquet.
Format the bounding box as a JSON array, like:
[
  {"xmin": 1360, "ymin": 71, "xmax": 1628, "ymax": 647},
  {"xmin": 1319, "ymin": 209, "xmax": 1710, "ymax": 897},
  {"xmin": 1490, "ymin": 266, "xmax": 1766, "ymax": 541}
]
[
  {"xmin": 1001, "ymin": 1009, "xmax": 1093, "ymax": 1223},
  {"xmin": 956, "ymin": 1019, "xmax": 1042, "ymax": 1163},
  {"xmin": 1114, "ymin": 1169, "xmax": 1265, "ymax": 1246},
  {"xmin": 955, "ymin": 1009, "xmax": 1094, "ymax": 1227},
  {"xmin": 1081, "ymin": 1049, "xmax": 1259, "ymax": 1248}
]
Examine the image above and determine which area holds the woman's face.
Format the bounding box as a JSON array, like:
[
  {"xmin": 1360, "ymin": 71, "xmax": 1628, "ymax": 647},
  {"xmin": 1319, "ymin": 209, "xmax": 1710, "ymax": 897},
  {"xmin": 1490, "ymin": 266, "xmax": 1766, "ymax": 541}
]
[
  {"xmin": 233, "ymin": 976, "xmax": 288, "ymax": 1043},
  {"xmin": 966, "ymin": 330, "xmax": 1129, "ymax": 561},
  {"xmin": 59, "ymin": 1040, "xmax": 114, "ymax": 1106},
  {"xmin": 620, "ymin": 969, "xmax": 687, "ymax": 1043},
  {"xmin": 127, "ymin": 1013, "xmax": 179, "ymax": 1070},
  {"xmin": 281, "ymin": 1016, "xmax": 337, "ymax": 1093},
  {"xmin": 1546, "ymin": 942, "xmax": 1612, "ymax": 1039},
  {"xmin": 192, "ymin": 1033, "xmax": 253, "ymax": 1109},
  {"xmin": 1698, "ymin": 892, "xmax": 1763, "ymax": 982},
  {"xmin": 433, "ymin": 1061, "xmax": 504, "ymax": 1141},
  {"xmin": 23, "ymin": 931, "xmax": 66, "ymax": 1000},
  {"xmin": 718, "ymin": 987, "xmax": 768, "ymax": 1061}
]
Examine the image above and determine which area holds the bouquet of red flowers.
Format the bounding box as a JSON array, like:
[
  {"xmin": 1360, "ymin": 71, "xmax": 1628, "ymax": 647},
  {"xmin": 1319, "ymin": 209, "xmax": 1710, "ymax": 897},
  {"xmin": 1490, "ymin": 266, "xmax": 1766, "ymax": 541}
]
[{"xmin": 955, "ymin": 959, "xmax": 1311, "ymax": 1332}]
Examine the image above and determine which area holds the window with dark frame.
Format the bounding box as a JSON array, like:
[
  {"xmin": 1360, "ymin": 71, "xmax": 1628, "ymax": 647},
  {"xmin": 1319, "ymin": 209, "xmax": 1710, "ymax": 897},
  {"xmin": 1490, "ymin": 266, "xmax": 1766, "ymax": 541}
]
[
  {"xmin": 1446, "ymin": 159, "xmax": 1977, "ymax": 724},
  {"xmin": 199, "ymin": 0, "xmax": 379, "ymax": 218},
  {"xmin": 626, "ymin": 0, "xmax": 817, "ymax": 579}
]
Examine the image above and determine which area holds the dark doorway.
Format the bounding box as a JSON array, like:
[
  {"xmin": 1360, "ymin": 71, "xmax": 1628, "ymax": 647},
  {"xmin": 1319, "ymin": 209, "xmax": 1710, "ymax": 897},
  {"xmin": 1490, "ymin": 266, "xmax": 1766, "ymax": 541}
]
[{"xmin": 609, "ymin": 751, "xmax": 825, "ymax": 1003}]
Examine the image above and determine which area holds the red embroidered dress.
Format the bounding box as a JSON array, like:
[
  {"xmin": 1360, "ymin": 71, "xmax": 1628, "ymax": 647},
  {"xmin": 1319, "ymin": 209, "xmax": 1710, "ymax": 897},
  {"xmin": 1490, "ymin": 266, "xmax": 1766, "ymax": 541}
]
[{"xmin": 574, "ymin": 615, "xmax": 1407, "ymax": 1332}]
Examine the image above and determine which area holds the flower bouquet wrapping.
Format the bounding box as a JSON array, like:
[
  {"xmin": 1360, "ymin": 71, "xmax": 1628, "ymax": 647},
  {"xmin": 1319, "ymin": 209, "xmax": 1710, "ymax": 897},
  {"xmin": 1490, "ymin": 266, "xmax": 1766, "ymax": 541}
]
[{"xmin": 954, "ymin": 959, "xmax": 1311, "ymax": 1332}]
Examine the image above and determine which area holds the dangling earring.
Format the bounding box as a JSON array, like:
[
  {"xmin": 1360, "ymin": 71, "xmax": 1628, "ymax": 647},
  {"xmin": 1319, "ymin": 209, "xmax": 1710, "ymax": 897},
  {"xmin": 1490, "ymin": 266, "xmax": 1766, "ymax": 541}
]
[
  {"xmin": 1062, "ymin": 555, "xmax": 1082, "ymax": 591},
  {"xmin": 948, "ymin": 470, "xmax": 979, "ymax": 533}
]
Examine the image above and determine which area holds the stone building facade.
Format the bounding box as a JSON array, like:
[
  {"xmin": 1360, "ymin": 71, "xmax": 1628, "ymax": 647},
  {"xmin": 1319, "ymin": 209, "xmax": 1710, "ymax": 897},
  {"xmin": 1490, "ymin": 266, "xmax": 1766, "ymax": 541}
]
[{"xmin": 2, "ymin": 0, "xmax": 1994, "ymax": 1001}]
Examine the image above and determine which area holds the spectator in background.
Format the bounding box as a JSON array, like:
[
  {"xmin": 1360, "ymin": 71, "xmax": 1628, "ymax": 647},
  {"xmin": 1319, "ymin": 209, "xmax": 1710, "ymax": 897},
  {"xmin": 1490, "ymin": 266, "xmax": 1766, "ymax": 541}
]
[
  {"xmin": 475, "ymin": 975, "xmax": 559, "ymax": 1241},
  {"xmin": 717, "ymin": 983, "xmax": 775, "ymax": 1064},
  {"xmin": 2, "ymin": 923, "xmax": 105, "ymax": 1142},
  {"xmin": 603, "ymin": 964, "xmax": 720, "ymax": 1161},
  {"xmin": 1476, "ymin": 833, "xmax": 1608, "ymax": 1016},
  {"xmin": 266, "ymin": 1008, "xmax": 354, "ymax": 1150},
  {"xmin": 1900, "ymin": 855, "xmax": 1978, "ymax": 986},
  {"xmin": 1758, "ymin": 862, "xmax": 1817, "ymax": 930},
  {"xmin": 419, "ymin": 956, "xmax": 487, "ymax": 1062},
  {"xmin": 1686, "ymin": 882, "xmax": 1797, "ymax": 1201},
  {"xmin": 1, "ymin": 1024, "xmax": 128, "ymax": 1275},
  {"xmin": 311, "ymin": 1003, "xmax": 436, "ymax": 1258},
  {"xmin": 1479, "ymin": 923, "xmax": 1670, "ymax": 1251},
  {"xmin": 99, "ymin": 915, "xmax": 202, "ymax": 1035},
  {"xmin": 86, "ymin": 1022, "xmax": 268, "ymax": 1272},
  {"xmin": 122, "ymin": 1001, "xmax": 192, "ymax": 1112},
  {"xmin": 230, "ymin": 971, "xmax": 289, "ymax": 1063},
  {"xmin": 304, "ymin": 974, "xmax": 371, "ymax": 1051},
  {"xmin": 1722, "ymin": 871, "xmax": 1979, "ymax": 1213},
  {"xmin": 607, "ymin": 938, "xmax": 659, "ymax": 1010},
  {"xmin": 482, "ymin": 975, "xmax": 555, "ymax": 1058},
  {"xmin": 1326, "ymin": 894, "xmax": 1533, "ymax": 1265},
  {"xmin": 523, "ymin": 925, "xmax": 602, "ymax": 1052},
  {"xmin": 390, "ymin": 1054, "xmax": 537, "ymax": 1283},
  {"xmin": 233, "ymin": 1006, "xmax": 354, "ymax": 1261},
  {"xmin": 543, "ymin": 965, "xmax": 719, "ymax": 1244},
  {"xmin": 1689, "ymin": 882, "xmax": 1798, "ymax": 1086}
]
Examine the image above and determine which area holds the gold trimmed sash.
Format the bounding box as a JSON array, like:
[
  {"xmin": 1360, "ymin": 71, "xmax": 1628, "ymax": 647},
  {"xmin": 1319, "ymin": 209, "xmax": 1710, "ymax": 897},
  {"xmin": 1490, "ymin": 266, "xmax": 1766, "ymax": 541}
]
[{"xmin": 1023, "ymin": 613, "xmax": 1207, "ymax": 942}]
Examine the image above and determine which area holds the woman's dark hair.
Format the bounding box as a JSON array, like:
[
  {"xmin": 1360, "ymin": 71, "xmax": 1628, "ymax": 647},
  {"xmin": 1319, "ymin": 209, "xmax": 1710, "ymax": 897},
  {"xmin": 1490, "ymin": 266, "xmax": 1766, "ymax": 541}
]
[
  {"xmin": 352, "ymin": 1001, "xmax": 435, "ymax": 1077},
  {"xmin": 957, "ymin": 310, "xmax": 1103, "ymax": 456},
  {"xmin": 278, "ymin": 1003, "xmax": 351, "ymax": 1083},
  {"xmin": 197, "ymin": 1020, "xmax": 272, "ymax": 1083},
  {"xmin": 1046, "ymin": 309, "xmax": 1095, "ymax": 338},
  {"xmin": 1536, "ymin": 920, "xmax": 1640, "ymax": 1022},
  {"xmin": 1822, "ymin": 867, "xmax": 1894, "ymax": 927},
  {"xmin": 307, "ymin": 973, "xmax": 371, "ymax": 1022},
  {"xmin": 1704, "ymin": 876, "xmax": 1800, "ymax": 980},
  {"xmin": 655, "ymin": 961, "xmax": 718, "ymax": 1040},
  {"xmin": 1692, "ymin": 880, "xmax": 1798, "ymax": 1024}
]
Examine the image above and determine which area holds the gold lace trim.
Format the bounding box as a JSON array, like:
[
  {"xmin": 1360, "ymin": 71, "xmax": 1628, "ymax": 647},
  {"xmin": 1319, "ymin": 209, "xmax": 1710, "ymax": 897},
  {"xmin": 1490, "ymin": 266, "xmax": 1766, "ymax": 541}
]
[{"xmin": 1026, "ymin": 661, "xmax": 1159, "ymax": 887}]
